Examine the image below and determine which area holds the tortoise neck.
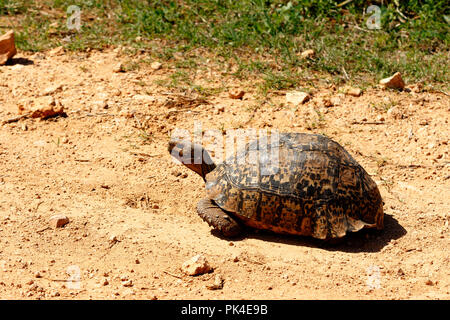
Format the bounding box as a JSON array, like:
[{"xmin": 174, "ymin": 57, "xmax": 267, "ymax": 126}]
[
  {"xmin": 183, "ymin": 147, "xmax": 216, "ymax": 181},
  {"xmin": 201, "ymin": 162, "xmax": 216, "ymax": 181}
]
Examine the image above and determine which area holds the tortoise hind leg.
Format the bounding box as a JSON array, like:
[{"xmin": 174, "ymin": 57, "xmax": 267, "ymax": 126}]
[{"xmin": 197, "ymin": 198, "xmax": 243, "ymax": 237}]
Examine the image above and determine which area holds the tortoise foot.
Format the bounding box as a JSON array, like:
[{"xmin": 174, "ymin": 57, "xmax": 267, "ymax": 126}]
[{"xmin": 197, "ymin": 198, "xmax": 243, "ymax": 238}]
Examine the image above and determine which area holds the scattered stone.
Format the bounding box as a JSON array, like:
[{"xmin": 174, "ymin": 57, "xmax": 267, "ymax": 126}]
[
  {"xmin": 286, "ymin": 91, "xmax": 310, "ymax": 105},
  {"xmin": 0, "ymin": 30, "xmax": 17, "ymax": 65},
  {"xmin": 300, "ymin": 49, "xmax": 315, "ymax": 59},
  {"xmin": 315, "ymin": 97, "xmax": 333, "ymax": 108},
  {"xmin": 109, "ymin": 235, "xmax": 119, "ymax": 243},
  {"xmin": 112, "ymin": 62, "xmax": 124, "ymax": 73},
  {"xmin": 31, "ymin": 103, "xmax": 64, "ymax": 119},
  {"xmin": 150, "ymin": 61, "xmax": 162, "ymax": 70},
  {"xmin": 228, "ymin": 89, "xmax": 245, "ymax": 99},
  {"xmin": 119, "ymin": 275, "xmax": 128, "ymax": 281},
  {"xmin": 171, "ymin": 170, "xmax": 181, "ymax": 177},
  {"xmin": 19, "ymin": 96, "xmax": 65, "ymax": 119},
  {"xmin": 231, "ymin": 254, "xmax": 239, "ymax": 263},
  {"xmin": 34, "ymin": 272, "xmax": 42, "ymax": 278},
  {"xmin": 397, "ymin": 268, "xmax": 405, "ymax": 276},
  {"xmin": 50, "ymin": 290, "xmax": 60, "ymax": 297},
  {"xmin": 132, "ymin": 94, "xmax": 156, "ymax": 103},
  {"xmin": 122, "ymin": 279, "xmax": 133, "ymax": 287},
  {"xmin": 49, "ymin": 214, "xmax": 69, "ymax": 228},
  {"xmin": 387, "ymin": 106, "xmax": 404, "ymax": 120},
  {"xmin": 206, "ymin": 274, "xmax": 224, "ymax": 290},
  {"xmin": 48, "ymin": 46, "xmax": 64, "ymax": 56},
  {"xmin": 407, "ymin": 83, "xmax": 423, "ymax": 93},
  {"xmin": 343, "ymin": 86, "xmax": 362, "ymax": 97},
  {"xmin": 425, "ymin": 279, "xmax": 434, "ymax": 286},
  {"xmin": 43, "ymin": 84, "xmax": 63, "ymax": 96},
  {"xmin": 93, "ymin": 99, "xmax": 108, "ymax": 110},
  {"xmin": 181, "ymin": 254, "xmax": 213, "ymax": 276},
  {"xmin": 330, "ymin": 96, "xmax": 342, "ymax": 106},
  {"xmin": 215, "ymin": 105, "xmax": 225, "ymax": 114},
  {"xmin": 379, "ymin": 72, "xmax": 405, "ymax": 90}
]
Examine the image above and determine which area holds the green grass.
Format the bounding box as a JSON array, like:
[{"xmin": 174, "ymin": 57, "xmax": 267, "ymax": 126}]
[{"xmin": 1, "ymin": 0, "xmax": 449, "ymax": 90}]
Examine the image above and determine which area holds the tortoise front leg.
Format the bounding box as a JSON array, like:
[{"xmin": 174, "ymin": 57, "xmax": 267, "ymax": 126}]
[{"xmin": 197, "ymin": 198, "xmax": 243, "ymax": 237}]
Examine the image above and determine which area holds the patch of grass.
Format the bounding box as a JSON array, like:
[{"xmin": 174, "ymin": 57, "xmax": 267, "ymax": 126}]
[
  {"xmin": 1, "ymin": 0, "xmax": 449, "ymax": 90},
  {"xmin": 122, "ymin": 60, "xmax": 141, "ymax": 72},
  {"xmin": 168, "ymin": 70, "xmax": 191, "ymax": 88},
  {"xmin": 190, "ymin": 85, "xmax": 223, "ymax": 97},
  {"xmin": 0, "ymin": 0, "xmax": 28, "ymax": 15}
]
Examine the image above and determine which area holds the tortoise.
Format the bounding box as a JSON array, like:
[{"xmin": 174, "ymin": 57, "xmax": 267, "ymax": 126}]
[{"xmin": 168, "ymin": 133, "xmax": 384, "ymax": 240}]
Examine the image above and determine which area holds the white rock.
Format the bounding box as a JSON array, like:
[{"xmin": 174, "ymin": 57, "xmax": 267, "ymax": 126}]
[
  {"xmin": 300, "ymin": 49, "xmax": 315, "ymax": 59},
  {"xmin": 48, "ymin": 46, "xmax": 64, "ymax": 56},
  {"xmin": 151, "ymin": 61, "xmax": 162, "ymax": 70},
  {"xmin": 0, "ymin": 30, "xmax": 17, "ymax": 65},
  {"xmin": 181, "ymin": 254, "xmax": 212, "ymax": 276},
  {"xmin": 286, "ymin": 91, "xmax": 310, "ymax": 105},
  {"xmin": 49, "ymin": 215, "xmax": 69, "ymax": 228},
  {"xmin": 112, "ymin": 62, "xmax": 124, "ymax": 73},
  {"xmin": 343, "ymin": 86, "xmax": 362, "ymax": 97},
  {"xmin": 206, "ymin": 274, "xmax": 224, "ymax": 290},
  {"xmin": 43, "ymin": 84, "xmax": 63, "ymax": 96},
  {"xmin": 379, "ymin": 72, "xmax": 405, "ymax": 89}
]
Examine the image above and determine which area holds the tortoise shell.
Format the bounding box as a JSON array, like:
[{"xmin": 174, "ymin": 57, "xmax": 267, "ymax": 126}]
[{"xmin": 204, "ymin": 133, "xmax": 384, "ymax": 239}]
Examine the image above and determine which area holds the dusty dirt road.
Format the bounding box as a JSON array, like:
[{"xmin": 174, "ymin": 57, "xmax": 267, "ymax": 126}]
[{"xmin": 0, "ymin": 48, "xmax": 448, "ymax": 299}]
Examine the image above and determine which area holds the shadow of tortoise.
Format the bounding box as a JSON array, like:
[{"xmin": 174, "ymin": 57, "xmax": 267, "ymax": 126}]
[{"xmin": 210, "ymin": 213, "xmax": 406, "ymax": 253}]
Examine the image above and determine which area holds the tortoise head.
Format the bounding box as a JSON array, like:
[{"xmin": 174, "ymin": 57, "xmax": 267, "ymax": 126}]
[{"xmin": 168, "ymin": 139, "xmax": 216, "ymax": 181}]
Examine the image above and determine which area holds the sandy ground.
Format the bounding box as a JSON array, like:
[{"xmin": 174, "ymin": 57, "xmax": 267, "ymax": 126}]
[{"xmin": 0, "ymin": 48, "xmax": 448, "ymax": 300}]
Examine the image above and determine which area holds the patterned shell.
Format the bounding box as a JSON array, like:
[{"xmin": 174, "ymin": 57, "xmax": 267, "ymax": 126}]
[{"xmin": 205, "ymin": 133, "xmax": 384, "ymax": 239}]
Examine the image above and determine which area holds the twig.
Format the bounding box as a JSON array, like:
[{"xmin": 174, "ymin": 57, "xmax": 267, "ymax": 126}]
[
  {"xmin": 396, "ymin": 8, "xmax": 408, "ymax": 21},
  {"xmin": 34, "ymin": 201, "xmax": 44, "ymax": 213},
  {"xmin": 36, "ymin": 226, "xmax": 51, "ymax": 233},
  {"xmin": 74, "ymin": 159, "xmax": 90, "ymax": 162},
  {"xmin": 351, "ymin": 121, "xmax": 385, "ymax": 125},
  {"xmin": 342, "ymin": 67, "xmax": 350, "ymax": 81},
  {"xmin": 132, "ymin": 152, "xmax": 159, "ymax": 158},
  {"xmin": 393, "ymin": 163, "xmax": 449, "ymax": 169},
  {"xmin": 71, "ymin": 112, "xmax": 113, "ymax": 119},
  {"xmin": 337, "ymin": 0, "xmax": 354, "ymax": 7},
  {"xmin": 352, "ymin": 25, "xmax": 370, "ymax": 33},
  {"xmin": 2, "ymin": 114, "xmax": 29, "ymax": 125},
  {"xmin": 45, "ymin": 278, "xmax": 68, "ymax": 282},
  {"xmin": 163, "ymin": 270, "xmax": 183, "ymax": 279},
  {"xmin": 436, "ymin": 90, "xmax": 449, "ymax": 96}
]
